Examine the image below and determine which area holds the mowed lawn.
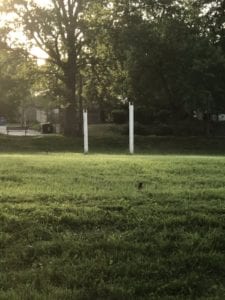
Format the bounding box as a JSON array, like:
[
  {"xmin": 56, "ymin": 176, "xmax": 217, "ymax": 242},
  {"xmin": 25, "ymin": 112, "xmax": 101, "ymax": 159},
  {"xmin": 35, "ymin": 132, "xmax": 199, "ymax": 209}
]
[{"xmin": 1, "ymin": 153, "xmax": 225, "ymax": 299}]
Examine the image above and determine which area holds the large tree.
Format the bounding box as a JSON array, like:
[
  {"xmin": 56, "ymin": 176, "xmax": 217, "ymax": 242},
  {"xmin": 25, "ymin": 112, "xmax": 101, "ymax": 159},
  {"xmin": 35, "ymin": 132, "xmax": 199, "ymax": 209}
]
[
  {"xmin": 1, "ymin": 0, "xmax": 225, "ymax": 136},
  {"xmin": 110, "ymin": 0, "xmax": 225, "ymax": 123},
  {"xmin": 1, "ymin": 0, "xmax": 107, "ymax": 135}
]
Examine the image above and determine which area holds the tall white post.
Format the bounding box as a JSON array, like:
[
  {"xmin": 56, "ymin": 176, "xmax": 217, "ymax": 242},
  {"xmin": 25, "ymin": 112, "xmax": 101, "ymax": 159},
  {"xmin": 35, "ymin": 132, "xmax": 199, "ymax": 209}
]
[
  {"xmin": 83, "ymin": 110, "xmax": 88, "ymax": 154},
  {"xmin": 129, "ymin": 102, "xmax": 134, "ymax": 154}
]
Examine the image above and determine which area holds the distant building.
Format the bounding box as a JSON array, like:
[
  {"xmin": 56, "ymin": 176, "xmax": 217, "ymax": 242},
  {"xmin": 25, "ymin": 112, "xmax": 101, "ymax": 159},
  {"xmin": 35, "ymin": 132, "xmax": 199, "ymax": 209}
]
[
  {"xmin": 36, "ymin": 109, "xmax": 48, "ymax": 123},
  {"xmin": 193, "ymin": 111, "xmax": 225, "ymax": 122},
  {"xmin": 218, "ymin": 114, "xmax": 225, "ymax": 122}
]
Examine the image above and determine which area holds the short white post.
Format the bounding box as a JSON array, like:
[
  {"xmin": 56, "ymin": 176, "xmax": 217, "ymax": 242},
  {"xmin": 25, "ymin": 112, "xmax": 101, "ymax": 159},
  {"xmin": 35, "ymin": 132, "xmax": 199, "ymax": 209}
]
[
  {"xmin": 83, "ymin": 109, "xmax": 88, "ymax": 154},
  {"xmin": 129, "ymin": 102, "xmax": 134, "ymax": 154}
]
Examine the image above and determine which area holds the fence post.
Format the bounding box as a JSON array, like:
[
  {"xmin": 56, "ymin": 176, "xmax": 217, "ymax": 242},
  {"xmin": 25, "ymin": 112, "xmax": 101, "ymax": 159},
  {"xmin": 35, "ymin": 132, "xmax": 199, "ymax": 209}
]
[
  {"xmin": 83, "ymin": 109, "xmax": 89, "ymax": 154},
  {"xmin": 129, "ymin": 102, "xmax": 134, "ymax": 154}
]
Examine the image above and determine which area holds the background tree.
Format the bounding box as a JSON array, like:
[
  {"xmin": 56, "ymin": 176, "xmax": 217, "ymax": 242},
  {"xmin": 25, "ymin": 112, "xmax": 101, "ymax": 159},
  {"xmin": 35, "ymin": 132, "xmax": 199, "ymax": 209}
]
[
  {"xmin": 0, "ymin": 46, "xmax": 36, "ymax": 121},
  {"xmin": 81, "ymin": 1, "xmax": 128, "ymax": 122},
  {"xmin": 1, "ymin": 0, "xmax": 107, "ymax": 135},
  {"xmin": 109, "ymin": 0, "xmax": 225, "ymax": 131},
  {"xmin": 1, "ymin": 0, "xmax": 225, "ymax": 136}
]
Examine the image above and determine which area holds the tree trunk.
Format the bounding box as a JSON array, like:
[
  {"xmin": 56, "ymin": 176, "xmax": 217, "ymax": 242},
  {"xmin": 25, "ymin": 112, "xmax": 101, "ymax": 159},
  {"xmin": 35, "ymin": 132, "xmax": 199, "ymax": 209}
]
[
  {"xmin": 63, "ymin": 63, "xmax": 77, "ymax": 136},
  {"xmin": 64, "ymin": 104, "xmax": 77, "ymax": 136}
]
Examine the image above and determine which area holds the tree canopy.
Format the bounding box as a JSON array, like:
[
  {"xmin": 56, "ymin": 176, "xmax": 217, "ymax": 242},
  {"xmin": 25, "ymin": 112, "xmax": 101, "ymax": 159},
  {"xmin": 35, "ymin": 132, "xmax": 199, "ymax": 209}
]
[{"xmin": 0, "ymin": 0, "xmax": 224, "ymax": 135}]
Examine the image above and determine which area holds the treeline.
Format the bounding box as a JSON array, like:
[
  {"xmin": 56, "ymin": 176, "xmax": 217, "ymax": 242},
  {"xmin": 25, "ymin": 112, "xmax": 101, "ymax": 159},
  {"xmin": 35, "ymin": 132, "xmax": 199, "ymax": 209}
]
[{"xmin": 0, "ymin": 0, "xmax": 225, "ymax": 136}]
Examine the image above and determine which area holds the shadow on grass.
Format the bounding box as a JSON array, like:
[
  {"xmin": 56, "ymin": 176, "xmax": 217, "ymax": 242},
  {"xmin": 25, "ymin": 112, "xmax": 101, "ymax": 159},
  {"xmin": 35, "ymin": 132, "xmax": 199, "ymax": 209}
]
[{"xmin": 1, "ymin": 132, "xmax": 225, "ymax": 156}]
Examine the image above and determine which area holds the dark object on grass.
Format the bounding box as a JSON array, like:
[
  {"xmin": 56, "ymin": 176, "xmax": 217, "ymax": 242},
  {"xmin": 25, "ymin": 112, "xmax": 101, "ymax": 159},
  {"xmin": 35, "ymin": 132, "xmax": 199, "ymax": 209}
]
[
  {"xmin": 138, "ymin": 182, "xmax": 144, "ymax": 190},
  {"xmin": 41, "ymin": 123, "xmax": 54, "ymax": 134}
]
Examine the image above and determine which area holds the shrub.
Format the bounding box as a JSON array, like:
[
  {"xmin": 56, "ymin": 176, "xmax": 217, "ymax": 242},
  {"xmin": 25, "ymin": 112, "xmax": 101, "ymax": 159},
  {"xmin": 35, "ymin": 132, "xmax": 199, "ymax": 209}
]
[
  {"xmin": 153, "ymin": 123, "xmax": 173, "ymax": 136},
  {"xmin": 172, "ymin": 120, "xmax": 204, "ymax": 136},
  {"xmin": 120, "ymin": 122, "xmax": 173, "ymax": 136},
  {"xmin": 135, "ymin": 107, "xmax": 154, "ymax": 125},
  {"xmin": 155, "ymin": 109, "xmax": 172, "ymax": 123},
  {"xmin": 112, "ymin": 110, "xmax": 128, "ymax": 124},
  {"xmin": 120, "ymin": 123, "xmax": 151, "ymax": 136},
  {"xmin": 134, "ymin": 122, "xmax": 151, "ymax": 136}
]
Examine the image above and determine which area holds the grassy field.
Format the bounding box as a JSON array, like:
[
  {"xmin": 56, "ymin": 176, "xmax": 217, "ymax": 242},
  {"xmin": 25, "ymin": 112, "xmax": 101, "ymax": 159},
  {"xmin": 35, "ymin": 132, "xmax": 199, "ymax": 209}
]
[{"xmin": 1, "ymin": 127, "xmax": 225, "ymax": 299}]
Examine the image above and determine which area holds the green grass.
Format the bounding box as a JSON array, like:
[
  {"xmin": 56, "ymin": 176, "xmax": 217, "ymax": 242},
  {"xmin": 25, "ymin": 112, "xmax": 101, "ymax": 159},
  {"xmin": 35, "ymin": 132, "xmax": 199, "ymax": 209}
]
[
  {"xmin": 1, "ymin": 126, "xmax": 225, "ymax": 299},
  {"xmin": 1, "ymin": 154, "xmax": 225, "ymax": 299},
  {"xmin": 1, "ymin": 124, "xmax": 225, "ymax": 155}
]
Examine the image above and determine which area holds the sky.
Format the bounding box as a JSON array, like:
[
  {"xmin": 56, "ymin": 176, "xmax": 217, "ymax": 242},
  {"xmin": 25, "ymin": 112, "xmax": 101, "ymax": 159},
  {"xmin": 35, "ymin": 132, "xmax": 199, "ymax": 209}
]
[
  {"xmin": 8, "ymin": 30, "xmax": 48, "ymax": 65},
  {"xmin": 36, "ymin": 0, "xmax": 51, "ymax": 6},
  {"xmin": 0, "ymin": 0, "xmax": 51, "ymax": 64},
  {"xmin": 30, "ymin": 48, "xmax": 49, "ymax": 65},
  {"xmin": 29, "ymin": 0, "xmax": 50, "ymax": 64}
]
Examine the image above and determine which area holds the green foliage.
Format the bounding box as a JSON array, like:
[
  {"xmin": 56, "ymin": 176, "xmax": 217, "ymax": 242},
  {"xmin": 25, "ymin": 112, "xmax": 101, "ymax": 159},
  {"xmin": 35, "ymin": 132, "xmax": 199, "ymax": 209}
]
[
  {"xmin": 1, "ymin": 0, "xmax": 110, "ymax": 134},
  {"xmin": 110, "ymin": 0, "xmax": 225, "ymax": 120},
  {"xmin": 112, "ymin": 109, "xmax": 128, "ymax": 124},
  {"xmin": 0, "ymin": 0, "xmax": 225, "ymax": 133},
  {"xmin": 0, "ymin": 48, "xmax": 36, "ymax": 120}
]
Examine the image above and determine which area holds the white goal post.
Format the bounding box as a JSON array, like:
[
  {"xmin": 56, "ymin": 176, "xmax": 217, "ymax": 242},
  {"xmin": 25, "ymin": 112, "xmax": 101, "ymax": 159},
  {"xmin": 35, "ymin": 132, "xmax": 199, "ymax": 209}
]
[
  {"xmin": 83, "ymin": 109, "xmax": 89, "ymax": 154},
  {"xmin": 129, "ymin": 102, "xmax": 134, "ymax": 154},
  {"xmin": 83, "ymin": 103, "xmax": 134, "ymax": 154}
]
